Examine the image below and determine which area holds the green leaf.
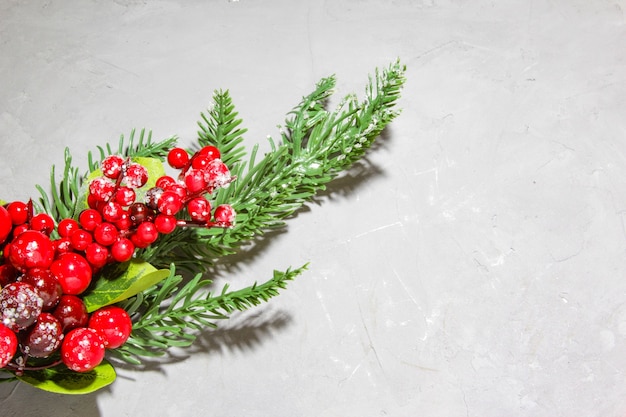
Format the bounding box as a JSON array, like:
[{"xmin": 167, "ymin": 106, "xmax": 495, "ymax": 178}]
[
  {"xmin": 17, "ymin": 360, "xmax": 116, "ymax": 395},
  {"xmin": 82, "ymin": 260, "xmax": 170, "ymax": 313}
]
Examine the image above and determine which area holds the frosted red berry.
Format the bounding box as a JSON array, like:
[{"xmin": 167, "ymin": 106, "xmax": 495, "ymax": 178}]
[
  {"xmin": 101, "ymin": 155, "xmax": 125, "ymax": 180},
  {"xmin": 0, "ymin": 282, "xmax": 44, "ymax": 331},
  {"xmin": 61, "ymin": 327, "xmax": 106, "ymax": 372},
  {"xmin": 187, "ymin": 197, "xmax": 211, "ymax": 222},
  {"xmin": 114, "ymin": 187, "xmax": 136, "ymax": 207},
  {"xmin": 101, "ymin": 201, "xmax": 124, "ymax": 223},
  {"xmin": 0, "ymin": 323, "xmax": 18, "ymax": 368},
  {"xmin": 22, "ymin": 312, "xmax": 63, "ymax": 358},
  {"xmin": 89, "ymin": 177, "xmax": 116, "ymax": 202},
  {"xmin": 21, "ymin": 268, "xmax": 62, "ymax": 311},
  {"xmin": 213, "ymin": 204, "xmax": 236, "ymax": 227},
  {"xmin": 157, "ymin": 191, "xmax": 183, "ymax": 216},
  {"xmin": 124, "ymin": 163, "xmax": 148, "ymax": 188},
  {"xmin": 88, "ymin": 306, "xmax": 132, "ymax": 349}
]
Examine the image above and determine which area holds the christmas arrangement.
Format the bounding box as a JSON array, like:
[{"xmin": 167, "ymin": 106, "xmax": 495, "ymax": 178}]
[{"xmin": 0, "ymin": 60, "xmax": 405, "ymax": 394}]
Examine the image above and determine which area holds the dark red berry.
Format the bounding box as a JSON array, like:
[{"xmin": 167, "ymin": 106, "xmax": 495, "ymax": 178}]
[
  {"xmin": 61, "ymin": 327, "xmax": 106, "ymax": 372},
  {"xmin": 0, "ymin": 282, "xmax": 44, "ymax": 331},
  {"xmin": 0, "ymin": 264, "xmax": 17, "ymax": 287},
  {"xmin": 22, "ymin": 312, "xmax": 63, "ymax": 358},
  {"xmin": 128, "ymin": 203, "xmax": 155, "ymax": 225},
  {"xmin": 52, "ymin": 295, "xmax": 89, "ymax": 332},
  {"xmin": 21, "ymin": 268, "xmax": 62, "ymax": 311}
]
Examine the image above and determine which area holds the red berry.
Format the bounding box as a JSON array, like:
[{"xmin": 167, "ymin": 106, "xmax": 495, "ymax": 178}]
[
  {"xmin": 191, "ymin": 154, "xmax": 213, "ymax": 170},
  {"xmin": 89, "ymin": 177, "xmax": 116, "ymax": 202},
  {"xmin": 0, "ymin": 206, "xmax": 11, "ymax": 245},
  {"xmin": 53, "ymin": 237, "xmax": 73, "ymax": 255},
  {"xmin": 0, "ymin": 323, "xmax": 18, "ymax": 368},
  {"xmin": 157, "ymin": 191, "xmax": 183, "ymax": 216},
  {"xmin": 79, "ymin": 209, "xmax": 102, "ymax": 231},
  {"xmin": 52, "ymin": 295, "xmax": 88, "ymax": 332},
  {"xmin": 184, "ymin": 168, "xmax": 207, "ymax": 193},
  {"xmin": 21, "ymin": 268, "xmax": 62, "ymax": 311},
  {"xmin": 30, "ymin": 213, "xmax": 55, "ymax": 235},
  {"xmin": 187, "ymin": 197, "xmax": 211, "ymax": 222},
  {"xmin": 154, "ymin": 214, "xmax": 176, "ymax": 234},
  {"xmin": 93, "ymin": 222, "xmax": 119, "ymax": 246},
  {"xmin": 197, "ymin": 145, "xmax": 220, "ymax": 161},
  {"xmin": 101, "ymin": 201, "xmax": 124, "ymax": 223},
  {"xmin": 155, "ymin": 175, "xmax": 176, "ymax": 190},
  {"xmin": 6, "ymin": 201, "xmax": 29, "ymax": 226},
  {"xmin": 135, "ymin": 222, "xmax": 158, "ymax": 245},
  {"xmin": 213, "ymin": 204, "xmax": 236, "ymax": 227},
  {"xmin": 88, "ymin": 306, "xmax": 132, "ymax": 349},
  {"xmin": 69, "ymin": 229, "xmax": 93, "ymax": 251},
  {"xmin": 110, "ymin": 238, "xmax": 135, "ymax": 262},
  {"xmin": 205, "ymin": 159, "xmax": 232, "ymax": 189},
  {"xmin": 0, "ymin": 282, "xmax": 43, "ymax": 331},
  {"xmin": 50, "ymin": 253, "xmax": 93, "ymax": 295},
  {"xmin": 167, "ymin": 184, "xmax": 187, "ymax": 200},
  {"xmin": 0, "ymin": 264, "xmax": 18, "ymax": 287},
  {"xmin": 128, "ymin": 203, "xmax": 155, "ymax": 225},
  {"xmin": 61, "ymin": 327, "xmax": 106, "ymax": 372},
  {"xmin": 57, "ymin": 218, "xmax": 79, "ymax": 238},
  {"xmin": 124, "ymin": 163, "xmax": 148, "ymax": 188},
  {"xmin": 114, "ymin": 210, "xmax": 133, "ymax": 232},
  {"xmin": 8, "ymin": 230, "xmax": 55, "ymax": 271},
  {"xmin": 101, "ymin": 155, "xmax": 125, "ymax": 179},
  {"xmin": 167, "ymin": 148, "xmax": 189, "ymax": 169},
  {"xmin": 114, "ymin": 187, "xmax": 136, "ymax": 207},
  {"xmin": 22, "ymin": 312, "xmax": 63, "ymax": 358},
  {"xmin": 85, "ymin": 243, "xmax": 110, "ymax": 269}
]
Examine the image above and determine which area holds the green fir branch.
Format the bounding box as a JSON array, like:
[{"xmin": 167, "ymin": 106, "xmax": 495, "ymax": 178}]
[
  {"xmin": 112, "ymin": 264, "xmax": 306, "ymax": 364},
  {"xmin": 144, "ymin": 60, "xmax": 406, "ymax": 268}
]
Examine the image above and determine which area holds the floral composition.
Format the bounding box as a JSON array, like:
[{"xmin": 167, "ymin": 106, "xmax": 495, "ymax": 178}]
[{"xmin": 0, "ymin": 61, "xmax": 405, "ymax": 394}]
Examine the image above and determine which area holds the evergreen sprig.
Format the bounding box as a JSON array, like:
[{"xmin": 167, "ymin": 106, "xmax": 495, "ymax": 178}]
[
  {"xmin": 27, "ymin": 60, "xmax": 405, "ymax": 369},
  {"xmin": 143, "ymin": 60, "xmax": 406, "ymax": 269}
]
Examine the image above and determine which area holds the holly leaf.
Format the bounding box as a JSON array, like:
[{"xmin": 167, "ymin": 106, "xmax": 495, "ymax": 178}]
[
  {"xmin": 17, "ymin": 360, "xmax": 116, "ymax": 394},
  {"xmin": 82, "ymin": 260, "xmax": 170, "ymax": 313}
]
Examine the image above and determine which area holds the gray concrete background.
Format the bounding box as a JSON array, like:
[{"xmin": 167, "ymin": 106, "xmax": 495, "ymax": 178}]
[{"xmin": 1, "ymin": 1, "xmax": 626, "ymax": 416}]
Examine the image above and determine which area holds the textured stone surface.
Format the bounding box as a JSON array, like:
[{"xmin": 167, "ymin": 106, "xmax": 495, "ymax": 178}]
[{"xmin": 1, "ymin": 1, "xmax": 626, "ymax": 415}]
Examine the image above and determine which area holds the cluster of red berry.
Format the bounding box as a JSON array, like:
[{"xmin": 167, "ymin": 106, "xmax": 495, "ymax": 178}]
[{"xmin": 0, "ymin": 145, "xmax": 235, "ymax": 374}]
